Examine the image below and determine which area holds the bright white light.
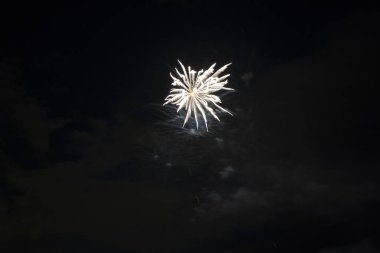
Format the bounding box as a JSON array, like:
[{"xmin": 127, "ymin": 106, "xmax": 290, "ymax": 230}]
[{"xmin": 163, "ymin": 60, "xmax": 234, "ymax": 131}]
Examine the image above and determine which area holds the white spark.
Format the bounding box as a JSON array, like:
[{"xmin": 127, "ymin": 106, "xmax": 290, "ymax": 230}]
[{"xmin": 163, "ymin": 60, "xmax": 234, "ymax": 131}]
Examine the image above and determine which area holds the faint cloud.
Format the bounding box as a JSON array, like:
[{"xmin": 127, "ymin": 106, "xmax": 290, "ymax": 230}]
[
  {"xmin": 195, "ymin": 187, "xmax": 271, "ymax": 219},
  {"xmin": 219, "ymin": 166, "xmax": 234, "ymax": 179},
  {"xmin": 318, "ymin": 239, "xmax": 377, "ymax": 253},
  {"xmin": 241, "ymin": 72, "xmax": 254, "ymax": 87}
]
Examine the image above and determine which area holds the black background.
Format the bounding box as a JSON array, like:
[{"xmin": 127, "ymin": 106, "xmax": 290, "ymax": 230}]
[{"xmin": 1, "ymin": 0, "xmax": 380, "ymax": 252}]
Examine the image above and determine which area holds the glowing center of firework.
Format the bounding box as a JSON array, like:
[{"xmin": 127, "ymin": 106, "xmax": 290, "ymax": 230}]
[{"xmin": 188, "ymin": 89, "xmax": 196, "ymax": 96}]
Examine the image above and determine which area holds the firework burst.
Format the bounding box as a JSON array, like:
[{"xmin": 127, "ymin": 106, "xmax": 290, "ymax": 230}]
[{"xmin": 163, "ymin": 60, "xmax": 234, "ymax": 131}]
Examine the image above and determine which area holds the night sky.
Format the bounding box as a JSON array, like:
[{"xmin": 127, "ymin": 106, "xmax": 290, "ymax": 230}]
[{"xmin": 1, "ymin": 0, "xmax": 380, "ymax": 252}]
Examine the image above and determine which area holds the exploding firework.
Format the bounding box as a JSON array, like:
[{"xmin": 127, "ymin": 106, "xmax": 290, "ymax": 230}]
[{"xmin": 163, "ymin": 60, "xmax": 234, "ymax": 131}]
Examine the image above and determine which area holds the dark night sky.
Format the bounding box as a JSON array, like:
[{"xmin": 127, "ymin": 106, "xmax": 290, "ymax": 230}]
[{"xmin": 1, "ymin": 0, "xmax": 380, "ymax": 252}]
